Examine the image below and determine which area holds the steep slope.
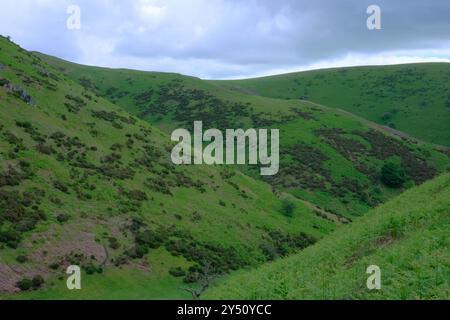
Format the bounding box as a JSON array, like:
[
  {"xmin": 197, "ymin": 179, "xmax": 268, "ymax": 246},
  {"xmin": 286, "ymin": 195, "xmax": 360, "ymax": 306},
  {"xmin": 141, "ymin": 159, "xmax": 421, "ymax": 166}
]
[
  {"xmin": 205, "ymin": 172, "xmax": 450, "ymax": 300},
  {"xmin": 40, "ymin": 54, "xmax": 450, "ymax": 218},
  {"xmin": 0, "ymin": 36, "xmax": 334, "ymax": 299},
  {"xmin": 212, "ymin": 63, "xmax": 450, "ymax": 147}
]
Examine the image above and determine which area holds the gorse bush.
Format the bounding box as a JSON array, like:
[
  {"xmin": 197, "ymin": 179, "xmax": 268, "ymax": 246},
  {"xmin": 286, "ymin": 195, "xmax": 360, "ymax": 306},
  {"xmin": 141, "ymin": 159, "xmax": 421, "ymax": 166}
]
[
  {"xmin": 280, "ymin": 199, "xmax": 296, "ymax": 217},
  {"xmin": 16, "ymin": 255, "xmax": 28, "ymax": 263},
  {"xmin": 31, "ymin": 275, "xmax": 44, "ymax": 288},
  {"xmin": 381, "ymin": 161, "xmax": 407, "ymax": 188},
  {"xmin": 16, "ymin": 278, "xmax": 33, "ymax": 291},
  {"xmin": 16, "ymin": 275, "xmax": 44, "ymax": 291},
  {"xmin": 169, "ymin": 266, "xmax": 186, "ymax": 277}
]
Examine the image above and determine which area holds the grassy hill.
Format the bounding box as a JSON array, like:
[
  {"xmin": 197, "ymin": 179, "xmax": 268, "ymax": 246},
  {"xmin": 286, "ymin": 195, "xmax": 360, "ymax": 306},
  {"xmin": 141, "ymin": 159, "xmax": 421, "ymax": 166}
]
[
  {"xmin": 205, "ymin": 172, "xmax": 450, "ymax": 300},
  {"xmin": 40, "ymin": 54, "xmax": 450, "ymax": 218},
  {"xmin": 0, "ymin": 36, "xmax": 335, "ymax": 299},
  {"xmin": 211, "ymin": 63, "xmax": 450, "ymax": 147},
  {"xmin": 2, "ymin": 40, "xmax": 447, "ymax": 299}
]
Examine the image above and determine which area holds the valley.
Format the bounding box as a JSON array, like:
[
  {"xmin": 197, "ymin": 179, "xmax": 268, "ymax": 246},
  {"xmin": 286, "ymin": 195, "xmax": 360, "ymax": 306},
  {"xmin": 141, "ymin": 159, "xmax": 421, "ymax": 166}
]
[{"xmin": 0, "ymin": 36, "xmax": 448, "ymax": 300}]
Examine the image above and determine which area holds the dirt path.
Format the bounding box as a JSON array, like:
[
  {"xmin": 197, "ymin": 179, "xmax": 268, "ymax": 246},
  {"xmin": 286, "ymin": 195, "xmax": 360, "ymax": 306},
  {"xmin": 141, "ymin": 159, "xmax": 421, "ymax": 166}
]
[{"xmin": 297, "ymin": 197, "xmax": 351, "ymax": 225}]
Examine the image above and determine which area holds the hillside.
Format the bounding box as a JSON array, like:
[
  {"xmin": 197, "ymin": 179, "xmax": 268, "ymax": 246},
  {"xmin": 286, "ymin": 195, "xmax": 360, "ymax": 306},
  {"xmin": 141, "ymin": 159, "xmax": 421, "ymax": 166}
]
[
  {"xmin": 40, "ymin": 54, "xmax": 450, "ymax": 218},
  {"xmin": 0, "ymin": 36, "xmax": 335, "ymax": 299},
  {"xmin": 205, "ymin": 172, "xmax": 450, "ymax": 300},
  {"xmin": 211, "ymin": 63, "xmax": 450, "ymax": 147}
]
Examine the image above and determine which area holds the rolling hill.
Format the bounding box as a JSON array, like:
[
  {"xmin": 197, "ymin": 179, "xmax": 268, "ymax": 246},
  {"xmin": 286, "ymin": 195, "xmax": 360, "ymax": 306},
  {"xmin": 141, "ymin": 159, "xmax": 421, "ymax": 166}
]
[
  {"xmin": 40, "ymin": 54, "xmax": 450, "ymax": 218},
  {"xmin": 211, "ymin": 63, "xmax": 450, "ymax": 147},
  {"xmin": 0, "ymin": 36, "xmax": 334, "ymax": 299},
  {"xmin": 1, "ymin": 36, "xmax": 448, "ymax": 300},
  {"xmin": 205, "ymin": 172, "xmax": 450, "ymax": 300}
]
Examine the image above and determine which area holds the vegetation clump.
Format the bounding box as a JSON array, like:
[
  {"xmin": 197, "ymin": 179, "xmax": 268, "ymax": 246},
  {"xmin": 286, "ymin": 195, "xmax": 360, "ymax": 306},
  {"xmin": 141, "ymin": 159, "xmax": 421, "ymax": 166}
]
[
  {"xmin": 280, "ymin": 199, "xmax": 296, "ymax": 217},
  {"xmin": 381, "ymin": 161, "xmax": 407, "ymax": 188},
  {"xmin": 16, "ymin": 275, "xmax": 44, "ymax": 291}
]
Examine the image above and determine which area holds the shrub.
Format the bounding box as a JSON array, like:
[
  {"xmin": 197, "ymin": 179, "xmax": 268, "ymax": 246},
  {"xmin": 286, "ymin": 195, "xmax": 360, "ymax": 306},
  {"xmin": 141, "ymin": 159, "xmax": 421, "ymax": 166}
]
[
  {"xmin": 127, "ymin": 244, "xmax": 149, "ymax": 259},
  {"xmin": 108, "ymin": 237, "xmax": 121, "ymax": 250},
  {"xmin": 35, "ymin": 143, "xmax": 54, "ymax": 155},
  {"xmin": 381, "ymin": 162, "xmax": 407, "ymax": 188},
  {"xmin": 169, "ymin": 267, "xmax": 186, "ymax": 277},
  {"xmin": 381, "ymin": 112, "xmax": 392, "ymax": 121},
  {"xmin": 0, "ymin": 77, "xmax": 10, "ymax": 86},
  {"xmin": 31, "ymin": 275, "xmax": 44, "ymax": 288},
  {"xmin": 56, "ymin": 213, "xmax": 71, "ymax": 223},
  {"xmin": 135, "ymin": 229, "xmax": 165, "ymax": 249},
  {"xmin": 0, "ymin": 229, "xmax": 22, "ymax": 248},
  {"xmin": 281, "ymin": 199, "xmax": 296, "ymax": 217},
  {"xmin": 16, "ymin": 255, "xmax": 28, "ymax": 263},
  {"xmin": 84, "ymin": 264, "xmax": 97, "ymax": 275},
  {"xmin": 16, "ymin": 278, "xmax": 33, "ymax": 291},
  {"xmin": 125, "ymin": 190, "xmax": 148, "ymax": 202},
  {"xmin": 260, "ymin": 243, "xmax": 279, "ymax": 261},
  {"xmin": 53, "ymin": 180, "xmax": 69, "ymax": 194}
]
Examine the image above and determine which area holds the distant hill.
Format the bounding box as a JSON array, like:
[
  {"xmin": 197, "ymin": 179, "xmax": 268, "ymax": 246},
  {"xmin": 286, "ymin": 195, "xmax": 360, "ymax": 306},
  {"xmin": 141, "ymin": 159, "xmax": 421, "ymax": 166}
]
[
  {"xmin": 40, "ymin": 54, "xmax": 450, "ymax": 218},
  {"xmin": 211, "ymin": 63, "xmax": 450, "ymax": 147},
  {"xmin": 205, "ymin": 172, "xmax": 450, "ymax": 300}
]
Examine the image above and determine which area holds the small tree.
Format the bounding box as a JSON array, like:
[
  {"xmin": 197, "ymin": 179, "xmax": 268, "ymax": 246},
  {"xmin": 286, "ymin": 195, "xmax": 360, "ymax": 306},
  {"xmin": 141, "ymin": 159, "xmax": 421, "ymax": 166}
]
[
  {"xmin": 180, "ymin": 261, "xmax": 217, "ymax": 300},
  {"xmin": 381, "ymin": 162, "xmax": 407, "ymax": 188}
]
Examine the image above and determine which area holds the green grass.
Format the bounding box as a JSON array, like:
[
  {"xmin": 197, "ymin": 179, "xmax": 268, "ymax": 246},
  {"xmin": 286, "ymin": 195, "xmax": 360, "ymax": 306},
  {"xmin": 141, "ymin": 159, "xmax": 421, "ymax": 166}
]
[
  {"xmin": 5, "ymin": 267, "xmax": 190, "ymax": 300},
  {"xmin": 211, "ymin": 63, "xmax": 450, "ymax": 147},
  {"xmin": 205, "ymin": 172, "xmax": 450, "ymax": 300},
  {"xmin": 4, "ymin": 248, "xmax": 193, "ymax": 300}
]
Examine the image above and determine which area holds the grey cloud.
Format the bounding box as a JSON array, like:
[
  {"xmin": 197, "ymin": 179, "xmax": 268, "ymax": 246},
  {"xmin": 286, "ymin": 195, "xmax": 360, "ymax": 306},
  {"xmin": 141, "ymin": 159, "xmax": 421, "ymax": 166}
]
[{"xmin": 0, "ymin": 0, "xmax": 449, "ymax": 78}]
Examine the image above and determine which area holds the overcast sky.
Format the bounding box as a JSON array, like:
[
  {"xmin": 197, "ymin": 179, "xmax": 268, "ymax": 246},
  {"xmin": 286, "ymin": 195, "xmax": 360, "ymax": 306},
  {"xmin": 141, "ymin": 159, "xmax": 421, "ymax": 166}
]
[{"xmin": 1, "ymin": 0, "xmax": 449, "ymax": 79}]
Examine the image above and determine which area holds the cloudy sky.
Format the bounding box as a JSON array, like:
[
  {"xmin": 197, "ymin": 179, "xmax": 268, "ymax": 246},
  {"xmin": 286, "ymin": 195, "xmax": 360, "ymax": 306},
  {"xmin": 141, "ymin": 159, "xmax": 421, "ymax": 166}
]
[{"xmin": 1, "ymin": 0, "xmax": 449, "ymax": 79}]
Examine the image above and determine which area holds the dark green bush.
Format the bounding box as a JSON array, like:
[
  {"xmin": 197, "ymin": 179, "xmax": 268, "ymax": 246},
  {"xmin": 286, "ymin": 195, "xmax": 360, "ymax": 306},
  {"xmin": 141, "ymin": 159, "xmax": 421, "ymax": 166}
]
[
  {"xmin": 381, "ymin": 162, "xmax": 407, "ymax": 188},
  {"xmin": 53, "ymin": 180, "xmax": 69, "ymax": 194},
  {"xmin": 56, "ymin": 213, "xmax": 71, "ymax": 223},
  {"xmin": 127, "ymin": 244, "xmax": 149, "ymax": 259},
  {"xmin": 0, "ymin": 77, "xmax": 10, "ymax": 86},
  {"xmin": 281, "ymin": 199, "xmax": 296, "ymax": 217},
  {"xmin": 108, "ymin": 237, "xmax": 121, "ymax": 250},
  {"xmin": 16, "ymin": 278, "xmax": 33, "ymax": 291},
  {"xmin": 16, "ymin": 255, "xmax": 28, "ymax": 263},
  {"xmin": 84, "ymin": 264, "xmax": 97, "ymax": 275},
  {"xmin": 169, "ymin": 267, "xmax": 186, "ymax": 277},
  {"xmin": 31, "ymin": 275, "xmax": 44, "ymax": 288}
]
